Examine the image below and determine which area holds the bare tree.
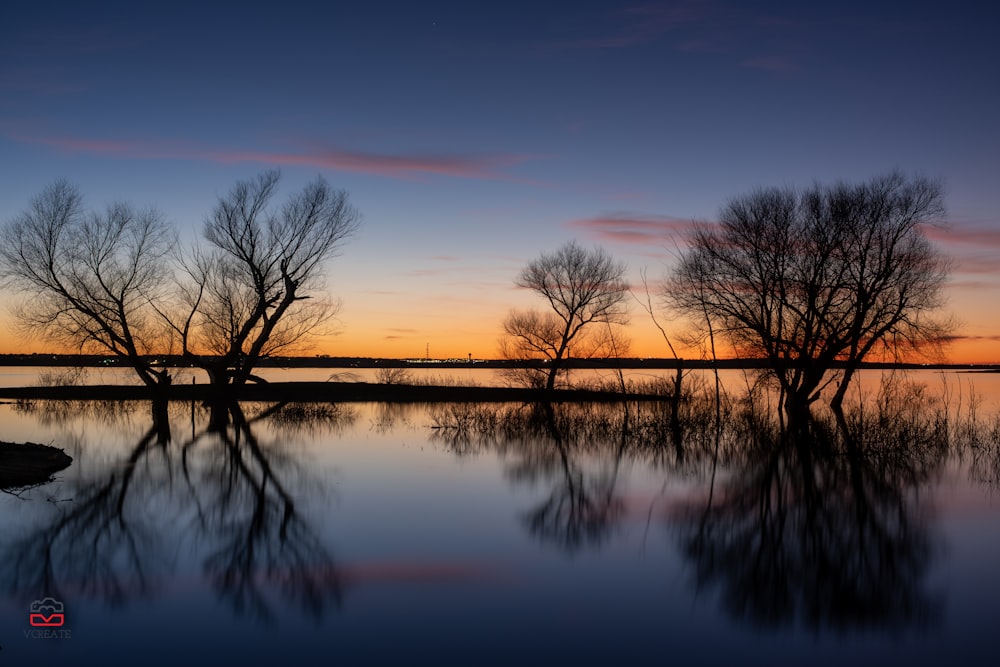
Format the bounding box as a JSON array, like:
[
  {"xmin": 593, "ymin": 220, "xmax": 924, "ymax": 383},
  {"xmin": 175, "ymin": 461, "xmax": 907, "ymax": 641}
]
[
  {"xmin": 668, "ymin": 172, "xmax": 951, "ymax": 415},
  {"xmin": 500, "ymin": 241, "xmax": 628, "ymax": 391},
  {"xmin": 0, "ymin": 181, "xmax": 175, "ymax": 388},
  {"xmin": 173, "ymin": 171, "xmax": 360, "ymax": 387}
]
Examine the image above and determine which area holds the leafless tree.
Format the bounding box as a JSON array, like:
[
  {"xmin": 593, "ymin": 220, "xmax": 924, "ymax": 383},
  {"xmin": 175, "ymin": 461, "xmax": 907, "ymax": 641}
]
[
  {"xmin": 500, "ymin": 241, "xmax": 628, "ymax": 391},
  {"xmin": 668, "ymin": 172, "xmax": 951, "ymax": 415},
  {"xmin": 172, "ymin": 171, "xmax": 360, "ymax": 387},
  {"xmin": 0, "ymin": 181, "xmax": 175, "ymax": 388}
]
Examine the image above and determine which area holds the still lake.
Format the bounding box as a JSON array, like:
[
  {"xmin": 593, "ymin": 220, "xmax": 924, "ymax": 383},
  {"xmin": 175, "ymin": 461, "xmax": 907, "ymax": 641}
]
[{"xmin": 2, "ymin": 367, "xmax": 1000, "ymax": 665}]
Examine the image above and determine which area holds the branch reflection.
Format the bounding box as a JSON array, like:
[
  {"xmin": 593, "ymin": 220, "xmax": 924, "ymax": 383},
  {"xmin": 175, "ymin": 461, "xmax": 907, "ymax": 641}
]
[
  {"xmin": 185, "ymin": 402, "xmax": 344, "ymax": 621},
  {"xmin": 674, "ymin": 388, "xmax": 952, "ymax": 633},
  {"xmin": 2, "ymin": 398, "xmax": 352, "ymax": 623},
  {"xmin": 432, "ymin": 402, "xmax": 634, "ymax": 552},
  {"xmin": 3, "ymin": 413, "xmax": 167, "ymax": 604},
  {"xmin": 428, "ymin": 381, "xmax": 977, "ymax": 635}
]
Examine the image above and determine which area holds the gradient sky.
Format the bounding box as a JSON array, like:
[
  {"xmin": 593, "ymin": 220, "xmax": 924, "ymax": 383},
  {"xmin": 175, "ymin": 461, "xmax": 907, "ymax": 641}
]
[{"xmin": 2, "ymin": 0, "xmax": 998, "ymax": 362}]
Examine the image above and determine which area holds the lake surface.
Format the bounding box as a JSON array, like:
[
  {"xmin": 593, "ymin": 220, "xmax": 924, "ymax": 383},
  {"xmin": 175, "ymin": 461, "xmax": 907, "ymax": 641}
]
[{"xmin": 2, "ymin": 369, "xmax": 1000, "ymax": 665}]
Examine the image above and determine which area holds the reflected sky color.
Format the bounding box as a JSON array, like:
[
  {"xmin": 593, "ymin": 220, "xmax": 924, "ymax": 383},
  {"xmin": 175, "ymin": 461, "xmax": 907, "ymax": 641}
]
[
  {"xmin": 1, "ymin": 1, "xmax": 998, "ymax": 361},
  {"xmin": 3, "ymin": 368, "xmax": 1000, "ymax": 664}
]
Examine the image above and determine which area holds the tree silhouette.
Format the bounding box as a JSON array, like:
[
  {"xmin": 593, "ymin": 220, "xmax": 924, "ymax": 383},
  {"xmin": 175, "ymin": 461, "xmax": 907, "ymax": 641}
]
[
  {"xmin": 1, "ymin": 173, "xmax": 360, "ymax": 395},
  {"xmin": 0, "ymin": 181, "xmax": 175, "ymax": 388},
  {"xmin": 172, "ymin": 171, "xmax": 360, "ymax": 389},
  {"xmin": 500, "ymin": 241, "xmax": 628, "ymax": 391},
  {"xmin": 668, "ymin": 172, "xmax": 951, "ymax": 415}
]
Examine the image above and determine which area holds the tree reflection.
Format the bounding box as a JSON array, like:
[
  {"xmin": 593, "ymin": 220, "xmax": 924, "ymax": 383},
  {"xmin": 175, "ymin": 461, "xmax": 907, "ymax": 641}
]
[
  {"xmin": 184, "ymin": 402, "xmax": 343, "ymax": 621},
  {"xmin": 2, "ymin": 398, "xmax": 351, "ymax": 623},
  {"xmin": 516, "ymin": 403, "xmax": 626, "ymax": 552},
  {"xmin": 674, "ymin": 399, "xmax": 948, "ymax": 633},
  {"xmin": 2, "ymin": 415, "xmax": 167, "ymax": 604},
  {"xmin": 432, "ymin": 402, "xmax": 630, "ymax": 552},
  {"xmin": 429, "ymin": 382, "xmax": 964, "ymax": 636}
]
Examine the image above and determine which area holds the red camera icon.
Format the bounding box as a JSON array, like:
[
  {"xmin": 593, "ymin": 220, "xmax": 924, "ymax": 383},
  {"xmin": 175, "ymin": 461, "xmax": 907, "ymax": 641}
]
[{"xmin": 29, "ymin": 597, "xmax": 65, "ymax": 627}]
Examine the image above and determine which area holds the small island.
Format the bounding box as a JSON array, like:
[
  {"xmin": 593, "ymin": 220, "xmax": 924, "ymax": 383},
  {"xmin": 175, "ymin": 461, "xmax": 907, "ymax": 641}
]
[{"xmin": 0, "ymin": 441, "xmax": 73, "ymax": 490}]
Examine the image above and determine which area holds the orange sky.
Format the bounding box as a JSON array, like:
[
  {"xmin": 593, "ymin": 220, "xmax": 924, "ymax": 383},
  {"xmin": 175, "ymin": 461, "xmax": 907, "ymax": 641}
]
[{"xmin": 2, "ymin": 279, "xmax": 996, "ymax": 364}]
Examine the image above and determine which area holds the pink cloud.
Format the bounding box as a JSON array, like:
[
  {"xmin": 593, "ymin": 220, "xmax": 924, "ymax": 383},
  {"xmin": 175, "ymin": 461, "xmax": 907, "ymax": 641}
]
[
  {"xmin": 206, "ymin": 147, "xmax": 530, "ymax": 181},
  {"xmin": 567, "ymin": 213, "xmax": 700, "ymax": 245},
  {"xmin": 9, "ymin": 132, "xmax": 538, "ymax": 182},
  {"xmin": 922, "ymin": 223, "xmax": 1000, "ymax": 249},
  {"xmin": 947, "ymin": 279, "xmax": 1000, "ymax": 290},
  {"xmin": 946, "ymin": 254, "xmax": 1000, "ymax": 275}
]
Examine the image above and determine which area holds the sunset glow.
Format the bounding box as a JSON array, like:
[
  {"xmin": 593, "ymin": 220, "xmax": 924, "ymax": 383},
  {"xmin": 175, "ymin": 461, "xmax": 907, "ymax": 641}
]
[{"xmin": 2, "ymin": 1, "xmax": 997, "ymax": 364}]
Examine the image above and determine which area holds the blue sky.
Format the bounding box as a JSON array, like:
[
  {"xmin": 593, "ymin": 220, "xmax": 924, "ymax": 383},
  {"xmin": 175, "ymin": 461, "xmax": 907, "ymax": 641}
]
[{"xmin": 2, "ymin": 0, "xmax": 999, "ymax": 360}]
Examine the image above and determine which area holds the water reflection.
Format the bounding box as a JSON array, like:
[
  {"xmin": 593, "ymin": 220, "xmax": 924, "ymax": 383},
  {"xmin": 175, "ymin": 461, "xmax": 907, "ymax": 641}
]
[
  {"xmin": 186, "ymin": 403, "xmax": 344, "ymax": 621},
  {"xmin": 675, "ymin": 410, "xmax": 946, "ymax": 633},
  {"xmin": 427, "ymin": 380, "xmax": 1000, "ymax": 635},
  {"xmin": 4, "ymin": 380, "xmax": 999, "ymax": 649},
  {"xmin": 3, "ymin": 405, "xmax": 170, "ymax": 604},
  {"xmin": 510, "ymin": 403, "xmax": 626, "ymax": 553},
  {"xmin": 432, "ymin": 402, "xmax": 631, "ymax": 552},
  {"xmin": 2, "ymin": 399, "xmax": 352, "ymax": 623}
]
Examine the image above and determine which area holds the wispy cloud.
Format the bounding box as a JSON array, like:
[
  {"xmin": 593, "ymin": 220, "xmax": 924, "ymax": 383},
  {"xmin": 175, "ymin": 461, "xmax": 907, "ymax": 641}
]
[
  {"xmin": 921, "ymin": 223, "xmax": 1000, "ymax": 276},
  {"xmin": 210, "ymin": 147, "xmax": 532, "ymax": 181},
  {"xmin": 923, "ymin": 223, "xmax": 1000, "ymax": 249},
  {"xmin": 947, "ymin": 279, "xmax": 1000, "ymax": 290},
  {"xmin": 948, "ymin": 254, "xmax": 1000, "ymax": 275},
  {"xmin": 935, "ymin": 334, "xmax": 1000, "ymax": 344},
  {"xmin": 383, "ymin": 327, "xmax": 419, "ymax": 341},
  {"xmin": 567, "ymin": 213, "xmax": 700, "ymax": 245},
  {"xmin": 551, "ymin": 2, "xmax": 812, "ymax": 77},
  {"xmin": 545, "ymin": 2, "xmax": 706, "ymax": 50},
  {"xmin": 8, "ymin": 132, "xmax": 539, "ymax": 182}
]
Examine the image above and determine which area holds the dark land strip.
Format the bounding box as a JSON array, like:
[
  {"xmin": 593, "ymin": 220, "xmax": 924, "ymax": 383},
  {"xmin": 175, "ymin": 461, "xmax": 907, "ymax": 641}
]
[{"xmin": 0, "ymin": 441, "xmax": 73, "ymax": 489}]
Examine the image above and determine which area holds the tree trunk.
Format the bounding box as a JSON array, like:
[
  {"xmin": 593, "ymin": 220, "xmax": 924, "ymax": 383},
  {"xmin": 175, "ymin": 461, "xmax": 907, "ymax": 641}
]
[
  {"xmin": 545, "ymin": 361, "xmax": 560, "ymax": 392},
  {"xmin": 829, "ymin": 364, "xmax": 858, "ymax": 415}
]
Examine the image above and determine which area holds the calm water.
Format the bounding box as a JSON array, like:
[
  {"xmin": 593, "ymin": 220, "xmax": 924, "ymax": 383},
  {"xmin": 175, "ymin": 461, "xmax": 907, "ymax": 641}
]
[{"xmin": 2, "ymin": 369, "xmax": 1000, "ymax": 665}]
